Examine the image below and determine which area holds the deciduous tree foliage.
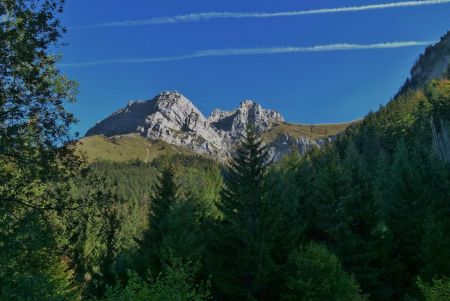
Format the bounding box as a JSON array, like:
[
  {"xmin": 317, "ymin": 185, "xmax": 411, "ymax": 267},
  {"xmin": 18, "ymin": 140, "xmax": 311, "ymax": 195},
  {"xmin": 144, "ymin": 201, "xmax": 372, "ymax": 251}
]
[{"xmin": 0, "ymin": 0, "xmax": 84, "ymax": 299}]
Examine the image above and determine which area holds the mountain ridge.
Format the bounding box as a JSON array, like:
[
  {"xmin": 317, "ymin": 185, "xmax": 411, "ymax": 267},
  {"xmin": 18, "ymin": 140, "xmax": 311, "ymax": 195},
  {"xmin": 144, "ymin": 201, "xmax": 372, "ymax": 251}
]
[{"xmin": 85, "ymin": 91, "xmax": 347, "ymax": 161}]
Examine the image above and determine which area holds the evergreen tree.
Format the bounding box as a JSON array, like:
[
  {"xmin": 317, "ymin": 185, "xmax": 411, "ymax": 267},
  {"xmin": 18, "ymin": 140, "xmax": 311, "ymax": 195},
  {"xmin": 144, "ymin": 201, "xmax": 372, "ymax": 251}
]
[
  {"xmin": 418, "ymin": 277, "xmax": 450, "ymax": 301},
  {"xmin": 158, "ymin": 197, "xmax": 207, "ymax": 266},
  {"xmin": 264, "ymin": 150, "xmax": 306, "ymax": 265},
  {"xmin": 421, "ymin": 214, "xmax": 450, "ymax": 281},
  {"xmin": 90, "ymin": 191, "xmax": 123, "ymax": 297},
  {"xmin": 281, "ymin": 243, "xmax": 367, "ymax": 301},
  {"xmin": 0, "ymin": 211, "xmax": 80, "ymax": 301},
  {"xmin": 372, "ymin": 150, "xmax": 405, "ymax": 300},
  {"xmin": 209, "ymin": 125, "xmax": 279, "ymax": 301},
  {"xmin": 138, "ymin": 167, "xmax": 178, "ymax": 276},
  {"xmin": 98, "ymin": 258, "xmax": 211, "ymax": 301},
  {"xmin": 306, "ymin": 146, "xmax": 348, "ymax": 243},
  {"xmin": 60, "ymin": 183, "xmax": 124, "ymax": 299},
  {"xmin": 385, "ymin": 140, "xmax": 427, "ymax": 297},
  {"xmin": 335, "ymin": 142, "xmax": 390, "ymax": 300},
  {"xmin": 420, "ymin": 154, "xmax": 450, "ymax": 281}
]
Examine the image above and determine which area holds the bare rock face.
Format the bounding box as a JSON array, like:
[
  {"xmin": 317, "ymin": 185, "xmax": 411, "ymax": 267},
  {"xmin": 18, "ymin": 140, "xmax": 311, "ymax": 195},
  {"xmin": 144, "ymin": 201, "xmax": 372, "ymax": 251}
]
[
  {"xmin": 86, "ymin": 92, "xmax": 327, "ymax": 161},
  {"xmin": 140, "ymin": 92, "xmax": 225, "ymax": 155},
  {"xmin": 266, "ymin": 134, "xmax": 331, "ymax": 162},
  {"xmin": 209, "ymin": 100, "xmax": 284, "ymax": 143},
  {"xmin": 400, "ymin": 31, "xmax": 450, "ymax": 94},
  {"xmin": 86, "ymin": 100, "xmax": 156, "ymax": 137}
]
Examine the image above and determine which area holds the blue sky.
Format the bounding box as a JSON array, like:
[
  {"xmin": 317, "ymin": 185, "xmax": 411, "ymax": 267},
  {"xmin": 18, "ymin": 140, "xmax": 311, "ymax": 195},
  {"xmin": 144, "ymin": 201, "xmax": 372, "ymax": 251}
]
[{"xmin": 59, "ymin": 0, "xmax": 450, "ymax": 136}]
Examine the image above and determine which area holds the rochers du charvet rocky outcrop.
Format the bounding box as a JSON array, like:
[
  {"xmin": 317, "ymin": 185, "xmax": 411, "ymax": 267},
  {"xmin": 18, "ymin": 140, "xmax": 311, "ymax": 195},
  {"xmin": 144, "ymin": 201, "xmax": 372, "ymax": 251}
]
[{"xmin": 86, "ymin": 91, "xmax": 332, "ymax": 161}]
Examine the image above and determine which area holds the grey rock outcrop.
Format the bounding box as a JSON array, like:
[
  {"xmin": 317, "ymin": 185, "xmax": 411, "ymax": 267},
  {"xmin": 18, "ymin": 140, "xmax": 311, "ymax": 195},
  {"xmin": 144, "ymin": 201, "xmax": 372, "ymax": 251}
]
[
  {"xmin": 266, "ymin": 134, "xmax": 331, "ymax": 162},
  {"xmin": 399, "ymin": 31, "xmax": 450, "ymax": 94},
  {"xmin": 209, "ymin": 100, "xmax": 284, "ymax": 143}
]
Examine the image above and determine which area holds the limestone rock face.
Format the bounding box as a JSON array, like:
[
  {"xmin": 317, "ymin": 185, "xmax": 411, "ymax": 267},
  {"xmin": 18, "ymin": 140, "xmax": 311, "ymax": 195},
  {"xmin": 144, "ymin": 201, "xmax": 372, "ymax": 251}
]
[
  {"xmin": 266, "ymin": 134, "xmax": 330, "ymax": 162},
  {"xmin": 139, "ymin": 92, "xmax": 224, "ymax": 155},
  {"xmin": 401, "ymin": 31, "xmax": 450, "ymax": 93},
  {"xmin": 86, "ymin": 100, "xmax": 156, "ymax": 137},
  {"xmin": 209, "ymin": 100, "xmax": 284, "ymax": 143},
  {"xmin": 86, "ymin": 92, "xmax": 334, "ymax": 161}
]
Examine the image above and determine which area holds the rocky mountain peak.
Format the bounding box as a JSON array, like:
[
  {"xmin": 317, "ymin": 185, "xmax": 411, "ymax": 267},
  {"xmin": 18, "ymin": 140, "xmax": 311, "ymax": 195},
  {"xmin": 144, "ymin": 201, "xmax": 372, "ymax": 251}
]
[
  {"xmin": 86, "ymin": 93, "xmax": 317, "ymax": 160},
  {"xmin": 240, "ymin": 99, "xmax": 256, "ymax": 108},
  {"xmin": 154, "ymin": 91, "xmax": 201, "ymax": 115},
  {"xmin": 233, "ymin": 99, "xmax": 284, "ymax": 134}
]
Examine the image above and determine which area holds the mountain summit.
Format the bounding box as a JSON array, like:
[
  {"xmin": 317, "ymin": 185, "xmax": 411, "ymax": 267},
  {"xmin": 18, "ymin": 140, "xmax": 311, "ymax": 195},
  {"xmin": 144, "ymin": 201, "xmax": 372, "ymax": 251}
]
[{"xmin": 85, "ymin": 92, "xmax": 348, "ymax": 161}]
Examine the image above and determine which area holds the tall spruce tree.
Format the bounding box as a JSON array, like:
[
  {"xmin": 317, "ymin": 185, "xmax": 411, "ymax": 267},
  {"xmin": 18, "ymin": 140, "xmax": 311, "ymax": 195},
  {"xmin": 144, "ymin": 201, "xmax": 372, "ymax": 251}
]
[
  {"xmin": 419, "ymin": 153, "xmax": 450, "ymax": 281},
  {"xmin": 306, "ymin": 146, "xmax": 348, "ymax": 243},
  {"xmin": 335, "ymin": 142, "xmax": 391, "ymax": 300},
  {"xmin": 209, "ymin": 125, "xmax": 280, "ymax": 301},
  {"xmin": 138, "ymin": 167, "xmax": 178, "ymax": 276},
  {"xmin": 385, "ymin": 140, "xmax": 427, "ymax": 298}
]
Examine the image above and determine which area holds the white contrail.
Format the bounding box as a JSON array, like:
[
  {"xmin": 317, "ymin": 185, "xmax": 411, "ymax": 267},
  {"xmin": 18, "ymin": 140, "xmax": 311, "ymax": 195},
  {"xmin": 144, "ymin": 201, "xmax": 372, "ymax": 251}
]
[
  {"xmin": 59, "ymin": 41, "xmax": 433, "ymax": 68},
  {"xmin": 72, "ymin": 0, "xmax": 450, "ymax": 29}
]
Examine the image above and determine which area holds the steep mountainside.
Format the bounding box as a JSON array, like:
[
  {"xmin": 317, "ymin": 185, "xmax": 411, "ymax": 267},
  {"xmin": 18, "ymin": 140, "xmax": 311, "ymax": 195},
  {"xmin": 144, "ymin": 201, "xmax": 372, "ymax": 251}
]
[
  {"xmin": 399, "ymin": 31, "xmax": 450, "ymax": 94},
  {"xmin": 83, "ymin": 92, "xmax": 350, "ymax": 161}
]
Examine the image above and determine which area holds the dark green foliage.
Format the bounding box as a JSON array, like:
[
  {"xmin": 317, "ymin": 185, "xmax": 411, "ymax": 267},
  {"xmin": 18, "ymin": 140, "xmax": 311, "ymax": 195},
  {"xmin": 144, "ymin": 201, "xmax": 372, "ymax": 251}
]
[
  {"xmin": 138, "ymin": 167, "xmax": 178, "ymax": 275},
  {"xmin": 0, "ymin": 211, "xmax": 80, "ymax": 301},
  {"xmin": 420, "ymin": 214, "xmax": 450, "ymax": 281},
  {"xmin": 136, "ymin": 157, "xmax": 221, "ymax": 279},
  {"xmin": 419, "ymin": 155, "xmax": 450, "ymax": 282},
  {"xmin": 273, "ymin": 78, "xmax": 450, "ymax": 300},
  {"xmin": 333, "ymin": 142, "xmax": 390, "ymax": 300},
  {"xmin": 383, "ymin": 141, "xmax": 428, "ymax": 296},
  {"xmin": 418, "ymin": 277, "xmax": 450, "ymax": 301},
  {"xmin": 209, "ymin": 126, "xmax": 285, "ymax": 301},
  {"xmin": 281, "ymin": 243, "xmax": 367, "ymax": 301},
  {"xmin": 263, "ymin": 151, "xmax": 307, "ymax": 266},
  {"xmin": 97, "ymin": 258, "xmax": 211, "ymax": 301}
]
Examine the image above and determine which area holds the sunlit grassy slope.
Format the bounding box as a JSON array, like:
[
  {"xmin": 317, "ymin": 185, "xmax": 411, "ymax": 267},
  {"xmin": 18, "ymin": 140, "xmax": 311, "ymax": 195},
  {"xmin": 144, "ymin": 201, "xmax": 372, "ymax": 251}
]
[
  {"xmin": 77, "ymin": 134, "xmax": 190, "ymax": 162},
  {"xmin": 262, "ymin": 122, "xmax": 354, "ymax": 142},
  {"xmin": 78, "ymin": 122, "xmax": 353, "ymax": 162}
]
